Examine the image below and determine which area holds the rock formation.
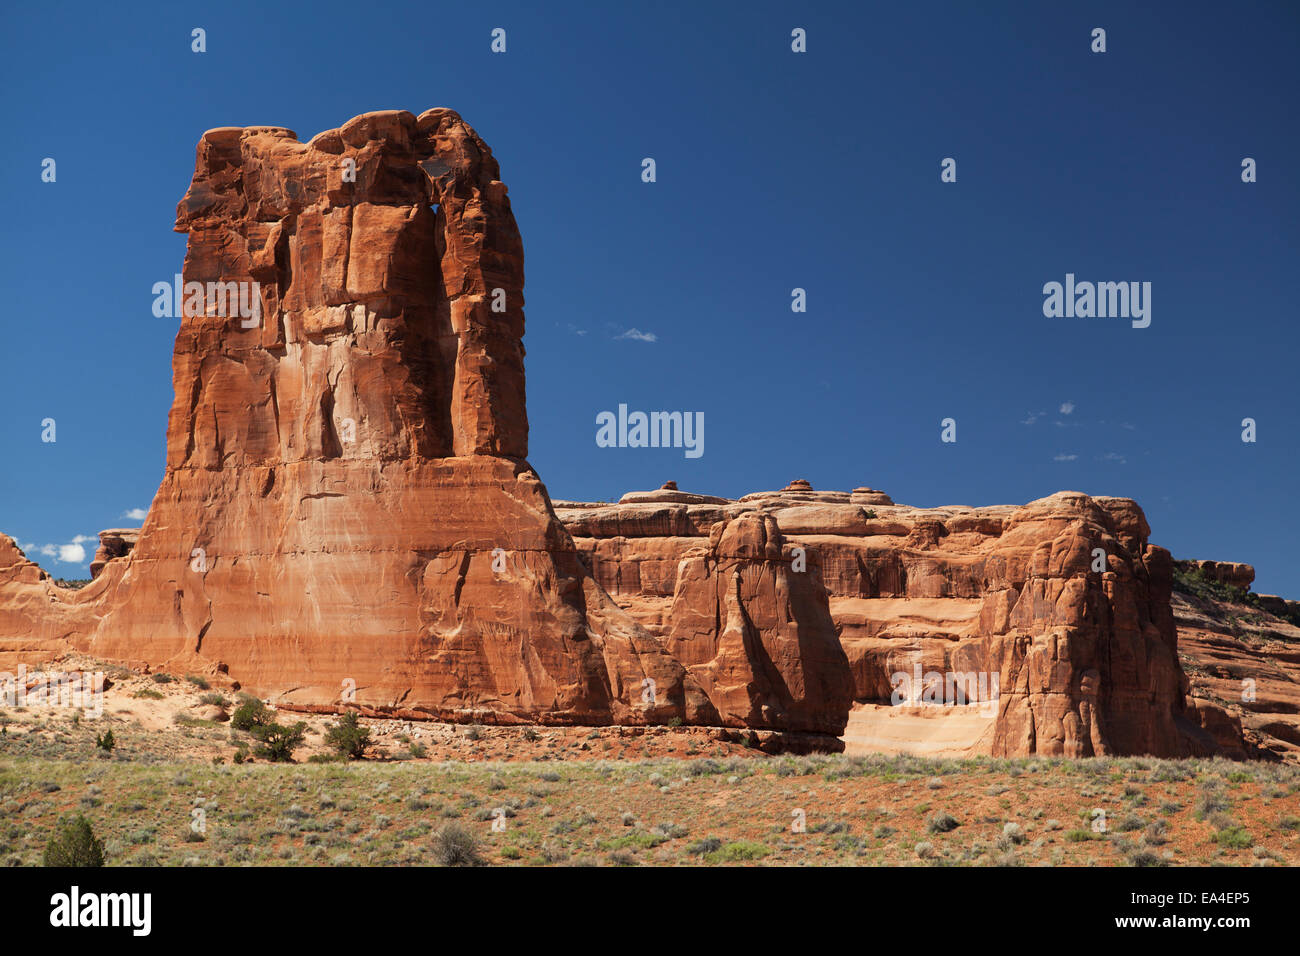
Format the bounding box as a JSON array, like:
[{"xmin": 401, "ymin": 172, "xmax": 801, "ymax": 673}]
[
  {"xmin": 556, "ymin": 482, "xmax": 1247, "ymax": 758},
  {"xmin": 1177, "ymin": 559, "xmax": 1256, "ymax": 592},
  {"xmin": 0, "ymin": 109, "xmax": 1253, "ymax": 757},
  {"xmin": 89, "ymin": 529, "xmax": 139, "ymax": 580},
  {"xmin": 0, "ymin": 110, "xmax": 726, "ymax": 729}
]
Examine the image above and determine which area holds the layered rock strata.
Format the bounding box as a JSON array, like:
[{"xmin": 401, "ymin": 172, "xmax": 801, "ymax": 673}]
[{"xmin": 555, "ymin": 482, "xmax": 1237, "ymax": 757}]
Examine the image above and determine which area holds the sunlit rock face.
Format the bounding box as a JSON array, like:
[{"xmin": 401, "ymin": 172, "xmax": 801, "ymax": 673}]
[
  {"xmin": 0, "ymin": 110, "xmax": 721, "ymax": 729},
  {"xmin": 0, "ymin": 111, "xmax": 1245, "ymax": 754},
  {"xmin": 558, "ymin": 484, "xmax": 1235, "ymax": 756}
]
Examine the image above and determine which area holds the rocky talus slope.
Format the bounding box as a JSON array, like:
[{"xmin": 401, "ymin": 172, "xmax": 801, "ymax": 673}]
[{"xmin": 1170, "ymin": 562, "xmax": 1300, "ymax": 762}]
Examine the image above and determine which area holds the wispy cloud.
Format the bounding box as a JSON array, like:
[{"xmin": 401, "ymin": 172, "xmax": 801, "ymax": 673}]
[
  {"xmin": 1021, "ymin": 411, "xmax": 1046, "ymax": 425},
  {"xmin": 1098, "ymin": 452, "xmax": 1127, "ymax": 465},
  {"xmin": 1053, "ymin": 453, "xmax": 1078, "ymax": 462},
  {"xmin": 615, "ymin": 328, "xmax": 657, "ymax": 343},
  {"xmin": 1059, "ymin": 401, "xmax": 1075, "ymax": 415},
  {"xmin": 123, "ymin": 508, "xmax": 147, "ymax": 521}
]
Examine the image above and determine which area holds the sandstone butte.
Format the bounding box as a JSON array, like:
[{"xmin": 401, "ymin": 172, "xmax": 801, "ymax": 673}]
[{"xmin": 0, "ymin": 109, "xmax": 1259, "ymax": 759}]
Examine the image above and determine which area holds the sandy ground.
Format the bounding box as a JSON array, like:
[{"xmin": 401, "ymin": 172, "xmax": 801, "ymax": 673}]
[{"xmin": 842, "ymin": 702, "xmax": 996, "ymax": 758}]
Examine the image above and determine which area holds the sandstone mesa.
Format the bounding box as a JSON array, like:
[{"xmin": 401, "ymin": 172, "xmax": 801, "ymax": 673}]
[{"xmin": 0, "ymin": 109, "xmax": 1267, "ymax": 759}]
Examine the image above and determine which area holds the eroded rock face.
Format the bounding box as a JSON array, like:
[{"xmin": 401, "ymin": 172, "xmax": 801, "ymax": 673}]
[
  {"xmin": 90, "ymin": 529, "xmax": 139, "ymax": 579},
  {"xmin": 558, "ymin": 485, "xmax": 1241, "ymax": 757},
  {"xmin": 663, "ymin": 513, "xmax": 854, "ymax": 735},
  {"xmin": 0, "ymin": 110, "xmax": 733, "ymax": 728},
  {"xmin": 1176, "ymin": 559, "xmax": 1256, "ymax": 592},
  {"xmin": 1174, "ymin": 589, "xmax": 1300, "ymax": 762}
]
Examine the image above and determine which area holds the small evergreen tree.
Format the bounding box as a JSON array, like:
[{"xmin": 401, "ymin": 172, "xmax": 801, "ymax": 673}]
[
  {"xmin": 325, "ymin": 710, "xmax": 371, "ymax": 760},
  {"xmin": 230, "ymin": 695, "xmax": 271, "ymax": 732},
  {"xmin": 43, "ymin": 815, "xmax": 106, "ymax": 867},
  {"xmin": 251, "ymin": 721, "xmax": 306, "ymax": 762}
]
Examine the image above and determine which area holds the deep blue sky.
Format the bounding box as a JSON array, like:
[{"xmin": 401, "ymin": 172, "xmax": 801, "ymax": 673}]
[{"xmin": 2, "ymin": 1, "xmax": 1297, "ymax": 594}]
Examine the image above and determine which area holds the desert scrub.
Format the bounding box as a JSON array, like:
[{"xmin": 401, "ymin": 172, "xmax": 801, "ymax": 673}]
[
  {"xmin": 1117, "ymin": 813, "xmax": 1146, "ymax": 832},
  {"xmin": 1144, "ymin": 819, "xmax": 1170, "ymax": 846},
  {"xmin": 1195, "ymin": 782, "xmax": 1230, "ymax": 820},
  {"xmin": 652, "ymin": 822, "xmax": 688, "ymax": 840},
  {"xmin": 927, "ymin": 811, "xmax": 960, "ymax": 834},
  {"xmin": 598, "ymin": 832, "xmax": 666, "ymax": 852},
  {"xmin": 704, "ymin": 841, "xmax": 770, "ymax": 863},
  {"xmin": 687, "ymin": 837, "xmax": 722, "ymax": 856},
  {"xmin": 431, "ymin": 822, "xmax": 481, "ymax": 866},
  {"xmin": 1210, "ymin": 826, "xmax": 1254, "ymax": 849},
  {"xmin": 1065, "ymin": 829, "xmax": 1103, "ymax": 842}
]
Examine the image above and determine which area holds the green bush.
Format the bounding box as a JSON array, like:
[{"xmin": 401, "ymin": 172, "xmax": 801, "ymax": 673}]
[
  {"xmin": 251, "ymin": 721, "xmax": 307, "ymax": 762},
  {"xmin": 1211, "ymin": 826, "xmax": 1254, "ymax": 849},
  {"xmin": 185, "ymin": 674, "xmax": 210, "ymax": 690},
  {"xmin": 43, "ymin": 815, "xmax": 105, "ymax": 867},
  {"xmin": 704, "ymin": 841, "xmax": 770, "ymax": 863},
  {"xmin": 325, "ymin": 710, "xmax": 371, "ymax": 760},
  {"xmin": 94, "ymin": 729, "xmax": 115, "ymax": 752},
  {"xmin": 231, "ymin": 695, "xmax": 271, "ymax": 732}
]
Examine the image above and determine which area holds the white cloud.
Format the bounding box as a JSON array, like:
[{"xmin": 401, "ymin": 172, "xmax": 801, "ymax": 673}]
[
  {"xmin": 1098, "ymin": 452, "xmax": 1127, "ymax": 464},
  {"xmin": 1053, "ymin": 453, "xmax": 1078, "ymax": 462},
  {"xmin": 35, "ymin": 535, "xmax": 96, "ymax": 564},
  {"xmin": 123, "ymin": 508, "xmax": 148, "ymax": 521},
  {"xmin": 615, "ymin": 328, "xmax": 657, "ymax": 343},
  {"xmin": 1059, "ymin": 402, "xmax": 1075, "ymax": 415},
  {"xmin": 1020, "ymin": 411, "xmax": 1046, "ymax": 425}
]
